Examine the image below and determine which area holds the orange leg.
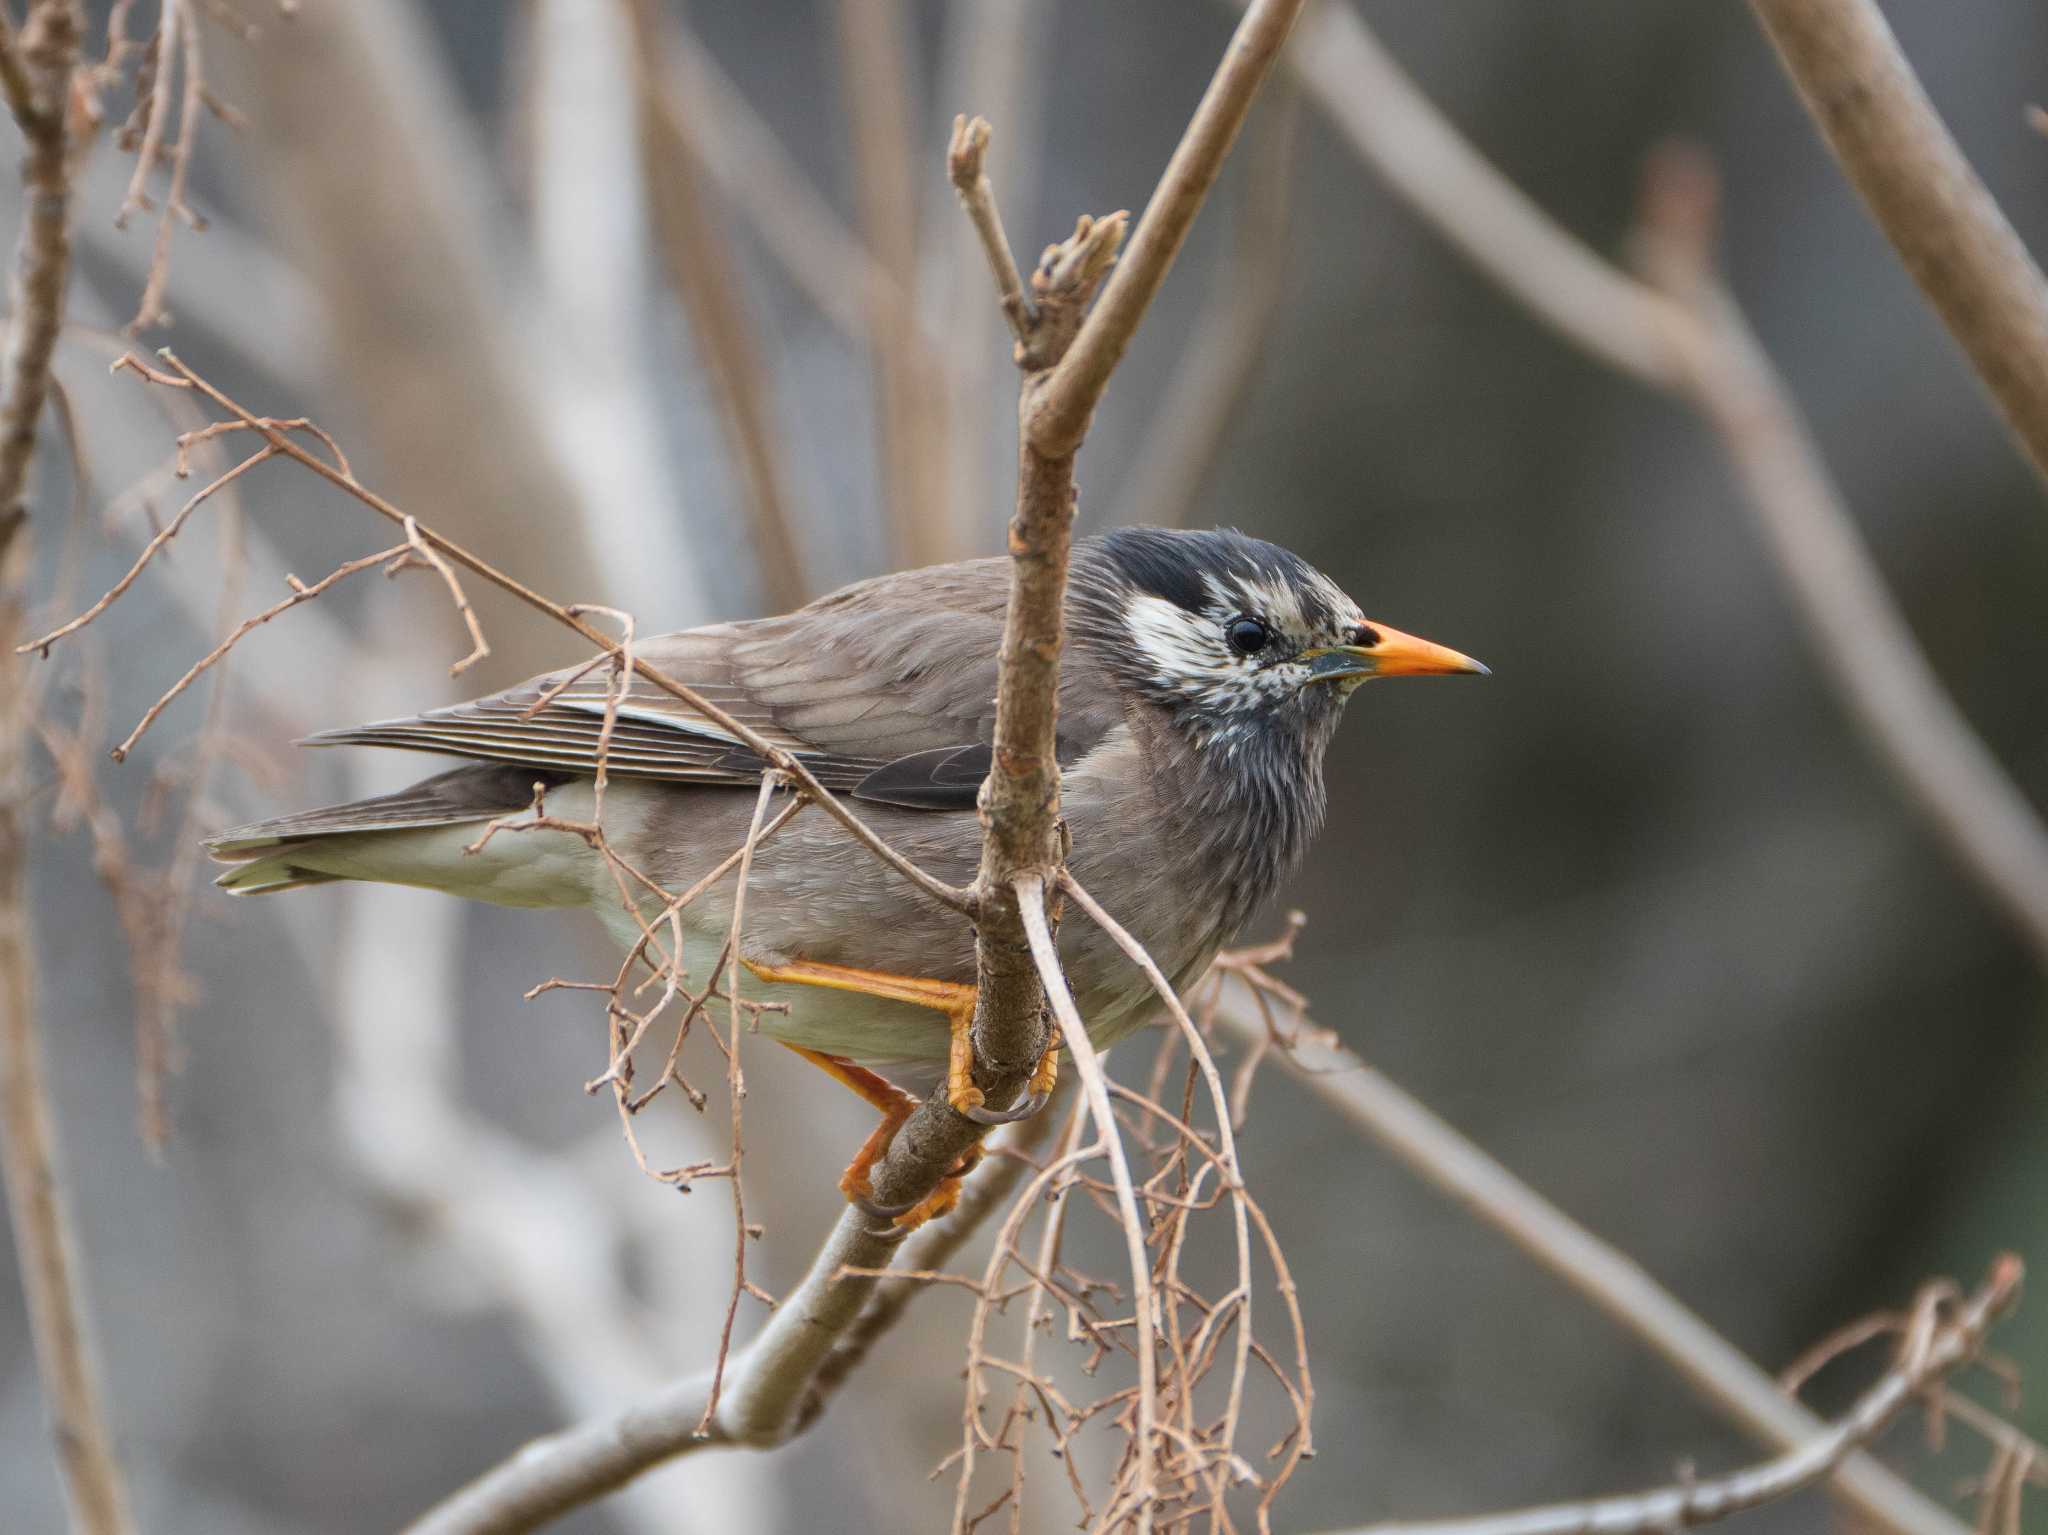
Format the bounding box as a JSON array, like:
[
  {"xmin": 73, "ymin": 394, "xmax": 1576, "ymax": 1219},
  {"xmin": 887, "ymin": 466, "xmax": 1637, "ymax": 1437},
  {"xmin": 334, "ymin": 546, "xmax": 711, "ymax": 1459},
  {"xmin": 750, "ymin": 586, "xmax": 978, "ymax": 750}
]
[
  {"xmin": 749, "ymin": 958, "xmax": 990, "ymax": 1229},
  {"xmin": 745, "ymin": 957, "xmax": 982, "ymax": 1111},
  {"xmin": 1030, "ymin": 1024, "xmax": 1062, "ymax": 1099},
  {"xmin": 778, "ymin": 1044, "xmax": 919, "ymax": 1208}
]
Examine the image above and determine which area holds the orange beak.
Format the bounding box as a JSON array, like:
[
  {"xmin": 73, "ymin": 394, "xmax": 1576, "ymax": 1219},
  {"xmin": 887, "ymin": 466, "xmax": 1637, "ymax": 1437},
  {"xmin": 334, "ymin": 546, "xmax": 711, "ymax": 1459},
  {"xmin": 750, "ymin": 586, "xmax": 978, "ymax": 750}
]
[{"xmin": 1301, "ymin": 620, "xmax": 1489, "ymax": 684}]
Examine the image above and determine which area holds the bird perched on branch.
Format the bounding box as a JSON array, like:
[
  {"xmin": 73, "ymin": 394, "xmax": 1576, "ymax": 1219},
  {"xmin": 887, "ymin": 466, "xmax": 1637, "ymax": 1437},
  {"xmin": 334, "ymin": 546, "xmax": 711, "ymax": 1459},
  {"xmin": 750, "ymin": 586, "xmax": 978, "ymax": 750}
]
[{"xmin": 209, "ymin": 528, "xmax": 1483, "ymax": 1225}]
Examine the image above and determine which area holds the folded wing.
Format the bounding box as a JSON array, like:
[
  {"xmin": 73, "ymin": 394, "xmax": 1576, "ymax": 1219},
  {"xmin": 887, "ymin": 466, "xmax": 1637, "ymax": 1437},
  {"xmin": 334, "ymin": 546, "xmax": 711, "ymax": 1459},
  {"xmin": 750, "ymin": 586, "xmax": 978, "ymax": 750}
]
[{"xmin": 302, "ymin": 559, "xmax": 1125, "ymax": 811}]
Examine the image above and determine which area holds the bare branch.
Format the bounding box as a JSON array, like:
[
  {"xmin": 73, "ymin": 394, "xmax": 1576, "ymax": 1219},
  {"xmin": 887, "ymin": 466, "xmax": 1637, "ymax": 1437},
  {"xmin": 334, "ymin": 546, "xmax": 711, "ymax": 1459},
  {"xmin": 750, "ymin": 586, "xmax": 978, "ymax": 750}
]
[
  {"xmin": 117, "ymin": 0, "xmax": 210, "ymax": 333},
  {"xmin": 694, "ymin": 774, "xmax": 783, "ymax": 1431},
  {"xmin": 19, "ymin": 437, "xmax": 276, "ymax": 654},
  {"xmin": 404, "ymin": 1112, "xmax": 1057, "ymax": 1535},
  {"xmin": 399, "ymin": 513, "xmax": 489, "ymax": 676},
  {"xmin": 1747, "ymin": 0, "xmax": 2048, "ymax": 490},
  {"xmin": 1205, "ymin": 985, "xmax": 1973, "ymax": 1535},
  {"xmin": 214, "ymin": 0, "xmax": 675, "ymax": 665},
  {"xmin": 1029, "ymin": 0, "xmax": 1311, "ymax": 457},
  {"xmin": 946, "ymin": 114, "xmax": 1031, "ymax": 347},
  {"xmin": 1114, "ymin": 86, "xmax": 1298, "ymax": 530},
  {"xmin": 1283, "ymin": 2, "xmax": 2048, "ymax": 968},
  {"xmin": 1015, "ymin": 875, "xmax": 1160, "ymax": 1521},
  {"xmin": 1324, "ymin": 1259, "xmax": 2021, "ymax": 1535},
  {"xmin": 109, "ymin": 538, "xmax": 405, "ymax": 761}
]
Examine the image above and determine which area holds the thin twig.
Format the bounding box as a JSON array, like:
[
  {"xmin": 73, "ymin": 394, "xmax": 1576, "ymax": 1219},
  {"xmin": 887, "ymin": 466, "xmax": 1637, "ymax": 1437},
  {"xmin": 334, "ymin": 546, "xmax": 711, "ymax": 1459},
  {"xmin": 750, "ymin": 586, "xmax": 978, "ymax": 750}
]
[
  {"xmin": 136, "ymin": 0, "xmax": 204, "ymax": 332},
  {"xmin": 399, "ymin": 513, "xmax": 489, "ymax": 676},
  {"xmin": 1062, "ymin": 871, "xmax": 1315, "ymax": 1475},
  {"xmin": 695, "ymin": 775, "xmax": 783, "ymax": 1430},
  {"xmin": 1029, "ymin": 0, "xmax": 1311, "ymax": 458},
  {"xmin": 947, "ymin": 114, "xmax": 1031, "ymax": 346},
  {"xmin": 1746, "ymin": 0, "xmax": 2048, "ymax": 490},
  {"xmin": 20, "ymin": 440, "xmax": 275, "ymax": 654},
  {"xmin": 1114, "ymin": 86, "xmax": 1299, "ymax": 530},
  {"xmin": 1323, "ymin": 1259, "xmax": 2022, "ymax": 1535},
  {"xmin": 927, "ymin": 0, "xmax": 1053, "ymax": 559}
]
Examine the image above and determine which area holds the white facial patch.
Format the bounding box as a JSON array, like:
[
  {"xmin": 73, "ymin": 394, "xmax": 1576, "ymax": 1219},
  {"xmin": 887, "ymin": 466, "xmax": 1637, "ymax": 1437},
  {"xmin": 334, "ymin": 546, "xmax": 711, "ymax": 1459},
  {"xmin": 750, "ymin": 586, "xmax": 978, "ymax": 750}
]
[
  {"xmin": 1120, "ymin": 561, "xmax": 1369, "ymax": 720},
  {"xmin": 1124, "ymin": 591, "xmax": 1242, "ymax": 696}
]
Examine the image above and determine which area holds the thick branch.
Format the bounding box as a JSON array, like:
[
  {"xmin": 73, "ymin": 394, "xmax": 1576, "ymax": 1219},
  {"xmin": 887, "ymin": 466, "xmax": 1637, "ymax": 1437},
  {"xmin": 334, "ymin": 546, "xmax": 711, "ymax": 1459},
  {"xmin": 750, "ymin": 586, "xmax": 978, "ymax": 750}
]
[
  {"xmin": 1207, "ymin": 993, "xmax": 1972, "ymax": 1535},
  {"xmin": 1327, "ymin": 1259, "xmax": 2021, "ymax": 1535},
  {"xmin": 404, "ymin": 1113, "xmax": 1060, "ymax": 1535},
  {"xmin": 1747, "ymin": 0, "xmax": 2048, "ymax": 490},
  {"xmin": 1283, "ymin": 2, "xmax": 2048, "ymax": 968}
]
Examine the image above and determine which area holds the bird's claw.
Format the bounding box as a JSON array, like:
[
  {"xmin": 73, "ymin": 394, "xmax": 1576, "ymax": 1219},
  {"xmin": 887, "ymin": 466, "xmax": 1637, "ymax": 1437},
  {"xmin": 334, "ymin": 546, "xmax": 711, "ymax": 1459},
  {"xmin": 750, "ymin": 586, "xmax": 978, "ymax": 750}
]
[
  {"xmin": 851, "ymin": 1190, "xmax": 923, "ymax": 1231},
  {"xmin": 960, "ymin": 1088, "xmax": 1049, "ymax": 1125}
]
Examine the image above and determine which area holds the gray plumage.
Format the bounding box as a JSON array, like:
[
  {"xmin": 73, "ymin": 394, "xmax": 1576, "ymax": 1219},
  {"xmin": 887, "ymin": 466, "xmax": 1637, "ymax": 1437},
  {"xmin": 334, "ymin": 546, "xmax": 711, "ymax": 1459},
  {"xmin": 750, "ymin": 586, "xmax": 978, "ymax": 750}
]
[{"xmin": 209, "ymin": 528, "xmax": 1481, "ymax": 1086}]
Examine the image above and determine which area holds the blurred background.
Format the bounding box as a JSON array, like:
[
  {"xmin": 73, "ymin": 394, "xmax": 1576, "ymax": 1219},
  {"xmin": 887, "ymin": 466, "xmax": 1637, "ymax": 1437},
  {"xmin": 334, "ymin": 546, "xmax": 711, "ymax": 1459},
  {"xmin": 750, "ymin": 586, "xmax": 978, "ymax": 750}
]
[{"xmin": 4, "ymin": 1, "xmax": 2047, "ymax": 1531}]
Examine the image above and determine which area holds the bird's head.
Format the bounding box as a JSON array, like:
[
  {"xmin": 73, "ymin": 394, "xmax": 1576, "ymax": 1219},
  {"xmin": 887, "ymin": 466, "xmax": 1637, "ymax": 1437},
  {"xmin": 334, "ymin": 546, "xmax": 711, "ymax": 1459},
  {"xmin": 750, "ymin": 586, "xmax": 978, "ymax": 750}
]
[{"xmin": 1073, "ymin": 528, "xmax": 1486, "ymax": 754}]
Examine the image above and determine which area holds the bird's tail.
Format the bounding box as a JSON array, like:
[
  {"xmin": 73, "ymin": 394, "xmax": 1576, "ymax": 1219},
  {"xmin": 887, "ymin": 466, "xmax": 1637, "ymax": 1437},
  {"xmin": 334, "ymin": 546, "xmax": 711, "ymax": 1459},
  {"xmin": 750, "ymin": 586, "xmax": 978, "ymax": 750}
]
[{"xmin": 206, "ymin": 765, "xmax": 558, "ymax": 897}]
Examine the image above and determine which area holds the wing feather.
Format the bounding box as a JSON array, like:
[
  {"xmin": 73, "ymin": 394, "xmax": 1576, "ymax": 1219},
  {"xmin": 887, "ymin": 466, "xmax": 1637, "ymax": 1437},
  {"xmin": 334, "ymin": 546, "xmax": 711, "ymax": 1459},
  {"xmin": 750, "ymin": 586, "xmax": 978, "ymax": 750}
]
[{"xmin": 300, "ymin": 555, "xmax": 1129, "ymax": 808}]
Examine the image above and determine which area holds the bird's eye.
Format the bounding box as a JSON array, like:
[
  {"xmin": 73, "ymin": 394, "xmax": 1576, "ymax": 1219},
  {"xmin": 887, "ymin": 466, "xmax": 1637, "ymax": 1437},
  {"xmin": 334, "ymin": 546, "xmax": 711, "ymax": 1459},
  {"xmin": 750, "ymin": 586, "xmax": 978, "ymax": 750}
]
[{"xmin": 1225, "ymin": 617, "xmax": 1270, "ymax": 656}]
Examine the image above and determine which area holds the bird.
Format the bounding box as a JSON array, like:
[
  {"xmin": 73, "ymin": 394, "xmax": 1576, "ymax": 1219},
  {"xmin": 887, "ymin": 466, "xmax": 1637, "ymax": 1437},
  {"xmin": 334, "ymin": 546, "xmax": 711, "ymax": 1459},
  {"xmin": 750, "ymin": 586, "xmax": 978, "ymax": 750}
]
[{"xmin": 207, "ymin": 527, "xmax": 1485, "ymax": 1226}]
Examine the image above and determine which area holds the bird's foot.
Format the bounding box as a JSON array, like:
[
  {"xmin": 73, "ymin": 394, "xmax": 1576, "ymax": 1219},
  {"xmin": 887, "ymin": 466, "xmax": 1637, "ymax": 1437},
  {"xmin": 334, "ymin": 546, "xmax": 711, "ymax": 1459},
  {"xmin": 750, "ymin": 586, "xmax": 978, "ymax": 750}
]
[
  {"xmin": 956, "ymin": 1022, "xmax": 1062, "ymax": 1124},
  {"xmin": 844, "ymin": 1143, "xmax": 984, "ymax": 1232}
]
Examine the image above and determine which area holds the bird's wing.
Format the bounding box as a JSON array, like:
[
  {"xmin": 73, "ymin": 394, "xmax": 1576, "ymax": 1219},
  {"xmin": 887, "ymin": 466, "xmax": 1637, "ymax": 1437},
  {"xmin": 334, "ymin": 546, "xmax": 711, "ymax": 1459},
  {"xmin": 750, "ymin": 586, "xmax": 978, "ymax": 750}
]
[{"xmin": 302, "ymin": 558, "xmax": 1127, "ymax": 809}]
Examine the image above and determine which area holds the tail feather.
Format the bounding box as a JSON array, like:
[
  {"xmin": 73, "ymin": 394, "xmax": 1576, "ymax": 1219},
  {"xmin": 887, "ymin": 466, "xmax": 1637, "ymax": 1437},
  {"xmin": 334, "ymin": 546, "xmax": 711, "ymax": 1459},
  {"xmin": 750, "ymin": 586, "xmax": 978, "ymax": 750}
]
[{"xmin": 207, "ymin": 765, "xmax": 565, "ymax": 897}]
